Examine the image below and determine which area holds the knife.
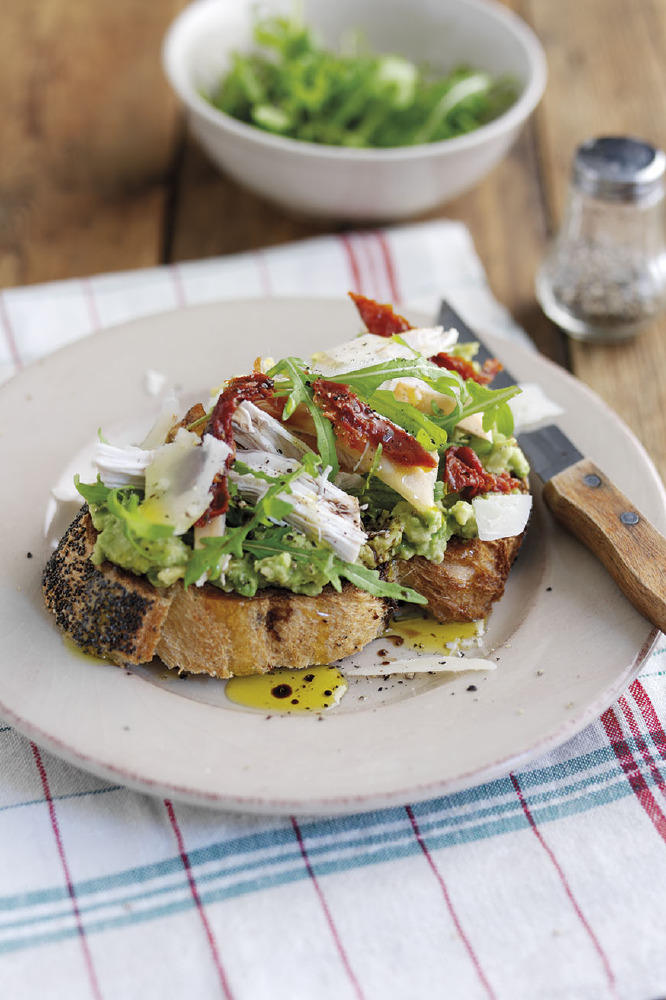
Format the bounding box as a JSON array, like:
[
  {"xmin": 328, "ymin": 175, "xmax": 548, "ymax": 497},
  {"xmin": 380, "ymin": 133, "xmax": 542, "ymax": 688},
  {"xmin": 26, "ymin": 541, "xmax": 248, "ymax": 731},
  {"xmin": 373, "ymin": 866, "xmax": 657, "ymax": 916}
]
[{"xmin": 437, "ymin": 300, "xmax": 666, "ymax": 634}]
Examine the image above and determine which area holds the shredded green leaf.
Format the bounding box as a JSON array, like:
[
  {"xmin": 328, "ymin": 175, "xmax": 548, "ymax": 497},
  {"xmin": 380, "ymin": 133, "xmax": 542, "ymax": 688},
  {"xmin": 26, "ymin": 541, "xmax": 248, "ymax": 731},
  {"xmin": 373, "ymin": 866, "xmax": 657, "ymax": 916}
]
[
  {"xmin": 76, "ymin": 477, "xmax": 175, "ymax": 541},
  {"xmin": 105, "ymin": 490, "xmax": 175, "ymax": 541},
  {"xmin": 244, "ymin": 531, "xmax": 427, "ymax": 604},
  {"xmin": 267, "ymin": 357, "xmax": 339, "ymax": 477},
  {"xmin": 323, "ymin": 353, "xmax": 520, "ymax": 440},
  {"xmin": 206, "ymin": 11, "xmax": 520, "ymax": 149},
  {"xmin": 183, "ymin": 460, "xmax": 304, "ymax": 586},
  {"xmin": 75, "ymin": 475, "xmax": 112, "ymax": 507},
  {"xmin": 441, "ymin": 381, "xmax": 519, "ymax": 438},
  {"xmin": 367, "ymin": 389, "xmax": 448, "ymax": 452},
  {"xmin": 325, "ymin": 355, "xmax": 462, "ymax": 399}
]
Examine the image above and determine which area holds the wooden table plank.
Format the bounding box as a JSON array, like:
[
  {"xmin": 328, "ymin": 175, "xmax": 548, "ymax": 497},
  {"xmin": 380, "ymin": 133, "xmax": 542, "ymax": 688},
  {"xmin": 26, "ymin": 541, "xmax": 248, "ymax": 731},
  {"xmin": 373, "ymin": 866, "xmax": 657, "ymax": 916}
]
[
  {"xmin": 527, "ymin": 0, "xmax": 666, "ymax": 482},
  {"xmin": 167, "ymin": 138, "xmax": 334, "ymax": 261},
  {"xmin": 443, "ymin": 128, "xmax": 567, "ymax": 366},
  {"xmin": 0, "ymin": 0, "xmax": 185, "ymax": 287}
]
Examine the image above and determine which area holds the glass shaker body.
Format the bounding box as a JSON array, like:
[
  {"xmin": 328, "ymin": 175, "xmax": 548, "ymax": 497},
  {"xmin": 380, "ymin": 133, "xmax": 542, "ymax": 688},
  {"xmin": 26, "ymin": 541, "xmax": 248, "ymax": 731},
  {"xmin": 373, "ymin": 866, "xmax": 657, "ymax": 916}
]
[{"xmin": 536, "ymin": 137, "xmax": 666, "ymax": 342}]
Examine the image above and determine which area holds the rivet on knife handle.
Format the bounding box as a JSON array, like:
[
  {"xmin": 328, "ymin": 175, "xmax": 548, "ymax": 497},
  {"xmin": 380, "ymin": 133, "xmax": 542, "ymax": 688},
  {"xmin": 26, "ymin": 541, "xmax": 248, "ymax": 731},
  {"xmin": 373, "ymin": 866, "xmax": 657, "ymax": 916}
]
[{"xmin": 542, "ymin": 458, "xmax": 666, "ymax": 633}]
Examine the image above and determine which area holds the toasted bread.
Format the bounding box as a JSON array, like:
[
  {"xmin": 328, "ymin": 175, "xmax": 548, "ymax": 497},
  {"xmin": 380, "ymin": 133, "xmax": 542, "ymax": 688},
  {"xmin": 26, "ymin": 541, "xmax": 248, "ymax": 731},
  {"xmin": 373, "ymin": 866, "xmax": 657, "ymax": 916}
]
[
  {"xmin": 43, "ymin": 509, "xmax": 392, "ymax": 677},
  {"xmin": 391, "ymin": 532, "xmax": 525, "ymax": 622},
  {"xmin": 42, "ymin": 507, "xmax": 173, "ymax": 665},
  {"xmin": 43, "ymin": 507, "xmax": 524, "ymax": 676},
  {"xmin": 156, "ymin": 577, "xmax": 390, "ymax": 678}
]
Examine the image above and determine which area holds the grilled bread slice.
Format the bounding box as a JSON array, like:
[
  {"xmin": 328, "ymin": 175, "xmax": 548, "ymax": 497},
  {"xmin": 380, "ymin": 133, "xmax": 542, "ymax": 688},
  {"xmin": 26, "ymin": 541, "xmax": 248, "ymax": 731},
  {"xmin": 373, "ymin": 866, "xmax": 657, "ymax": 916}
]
[
  {"xmin": 43, "ymin": 506, "xmax": 524, "ymax": 677},
  {"xmin": 42, "ymin": 507, "xmax": 173, "ymax": 665},
  {"xmin": 391, "ymin": 532, "xmax": 525, "ymax": 622},
  {"xmin": 155, "ymin": 579, "xmax": 391, "ymax": 678},
  {"xmin": 43, "ymin": 509, "xmax": 391, "ymax": 677}
]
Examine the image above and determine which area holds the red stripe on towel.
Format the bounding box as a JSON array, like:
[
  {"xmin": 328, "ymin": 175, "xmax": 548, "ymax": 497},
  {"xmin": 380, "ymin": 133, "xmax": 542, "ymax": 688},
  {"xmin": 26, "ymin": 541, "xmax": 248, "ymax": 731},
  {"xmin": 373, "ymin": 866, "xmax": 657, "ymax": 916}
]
[
  {"xmin": 601, "ymin": 706, "xmax": 666, "ymax": 838},
  {"xmin": 339, "ymin": 233, "xmax": 364, "ymax": 294},
  {"xmin": 291, "ymin": 817, "xmax": 365, "ymax": 1000},
  {"xmin": 375, "ymin": 230, "xmax": 402, "ymax": 304},
  {"xmin": 617, "ymin": 693, "xmax": 666, "ymax": 799},
  {"xmin": 510, "ymin": 773, "xmax": 618, "ymax": 996},
  {"xmin": 31, "ymin": 744, "xmax": 104, "ymax": 1000},
  {"xmin": 165, "ymin": 799, "xmax": 234, "ymax": 999},
  {"xmin": 630, "ymin": 678, "xmax": 666, "ymax": 763},
  {"xmin": 358, "ymin": 233, "xmax": 385, "ymax": 299},
  {"xmin": 406, "ymin": 805, "xmax": 497, "ymax": 1000}
]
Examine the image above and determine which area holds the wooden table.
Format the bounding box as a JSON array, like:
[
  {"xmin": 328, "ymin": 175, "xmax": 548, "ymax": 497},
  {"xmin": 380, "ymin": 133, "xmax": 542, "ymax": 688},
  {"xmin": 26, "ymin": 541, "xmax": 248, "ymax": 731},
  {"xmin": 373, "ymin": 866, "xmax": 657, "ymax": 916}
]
[{"xmin": 3, "ymin": 0, "xmax": 666, "ymax": 484}]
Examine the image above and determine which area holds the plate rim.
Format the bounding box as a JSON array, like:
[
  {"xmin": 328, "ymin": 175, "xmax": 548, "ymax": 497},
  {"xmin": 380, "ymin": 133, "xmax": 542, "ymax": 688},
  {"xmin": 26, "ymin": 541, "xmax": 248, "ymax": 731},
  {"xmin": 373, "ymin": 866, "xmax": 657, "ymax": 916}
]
[{"xmin": 1, "ymin": 296, "xmax": 664, "ymax": 815}]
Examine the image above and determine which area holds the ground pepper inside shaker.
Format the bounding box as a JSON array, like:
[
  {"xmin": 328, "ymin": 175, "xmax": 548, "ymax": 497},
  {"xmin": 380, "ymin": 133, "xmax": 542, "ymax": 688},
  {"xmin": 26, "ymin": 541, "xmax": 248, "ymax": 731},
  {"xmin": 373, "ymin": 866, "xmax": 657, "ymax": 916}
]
[{"xmin": 536, "ymin": 136, "xmax": 666, "ymax": 342}]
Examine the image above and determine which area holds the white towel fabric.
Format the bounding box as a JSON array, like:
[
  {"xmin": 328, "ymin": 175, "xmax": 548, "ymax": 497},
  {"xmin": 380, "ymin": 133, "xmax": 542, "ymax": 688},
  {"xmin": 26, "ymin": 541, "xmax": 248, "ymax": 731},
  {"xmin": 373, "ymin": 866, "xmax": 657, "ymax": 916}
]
[{"xmin": 0, "ymin": 220, "xmax": 665, "ymax": 1000}]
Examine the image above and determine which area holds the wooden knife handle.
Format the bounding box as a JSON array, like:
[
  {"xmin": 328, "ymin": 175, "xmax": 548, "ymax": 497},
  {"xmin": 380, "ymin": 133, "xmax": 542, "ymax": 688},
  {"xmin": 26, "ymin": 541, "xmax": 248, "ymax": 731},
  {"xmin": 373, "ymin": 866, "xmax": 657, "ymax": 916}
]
[{"xmin": 543, "ymin": 458, "xmax": 666, "ymax": 634}]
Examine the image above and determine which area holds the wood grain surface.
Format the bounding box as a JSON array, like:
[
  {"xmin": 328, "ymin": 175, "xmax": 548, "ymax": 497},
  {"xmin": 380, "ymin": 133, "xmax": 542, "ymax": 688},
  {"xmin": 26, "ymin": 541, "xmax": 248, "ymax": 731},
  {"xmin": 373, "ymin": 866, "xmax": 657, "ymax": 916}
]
[
  {"xmin": 544, "ymin": 457, "xmax": 666, "ymax": 633},
  {"xmin": 1, "ymin": 0, "xmax": 665, "ymax": 483}
]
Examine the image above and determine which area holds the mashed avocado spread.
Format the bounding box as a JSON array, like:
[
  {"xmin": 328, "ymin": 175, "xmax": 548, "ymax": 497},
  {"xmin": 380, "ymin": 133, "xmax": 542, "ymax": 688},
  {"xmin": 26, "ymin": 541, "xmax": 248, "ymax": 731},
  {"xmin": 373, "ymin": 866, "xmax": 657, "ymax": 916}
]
[
  {"xmin": 87, "ymin": 495, "xmax": 475, "ymax": 595},
  {"xmin": 85, "ymin": 465, "xmax": 510, "ymax": 599}
]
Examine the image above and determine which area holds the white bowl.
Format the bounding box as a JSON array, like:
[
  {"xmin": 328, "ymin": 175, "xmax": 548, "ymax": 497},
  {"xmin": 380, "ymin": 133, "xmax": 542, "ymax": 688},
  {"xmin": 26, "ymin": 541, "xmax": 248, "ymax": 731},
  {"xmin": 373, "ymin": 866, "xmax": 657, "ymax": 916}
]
[{"xmin": 163, "ymin": 0, "xmax": 547, "ymax": 221}]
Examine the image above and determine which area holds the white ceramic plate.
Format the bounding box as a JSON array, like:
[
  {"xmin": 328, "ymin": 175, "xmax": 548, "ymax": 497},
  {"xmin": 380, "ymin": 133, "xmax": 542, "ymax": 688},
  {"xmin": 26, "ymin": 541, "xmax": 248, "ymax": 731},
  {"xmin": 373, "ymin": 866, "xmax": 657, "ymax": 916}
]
[{"xmin": 1, "ymin": 298, "xmax": 663, "ymax": 815}]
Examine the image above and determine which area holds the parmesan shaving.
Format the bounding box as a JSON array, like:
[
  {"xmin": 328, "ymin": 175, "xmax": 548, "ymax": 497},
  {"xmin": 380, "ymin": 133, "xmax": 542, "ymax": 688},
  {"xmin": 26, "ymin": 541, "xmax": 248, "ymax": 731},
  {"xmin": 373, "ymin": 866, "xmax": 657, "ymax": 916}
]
[
  {"xmin": 142, "ymin": 430, "xmax": 232, "ymax": 534},
  {"xmin": 472, "ymin": 493, "xmax": 532, "ymax": 541},
  {"xmin": 343, "ymin": 656, "xmax": 495, "ymax": 675},
  {"xmin": 311, "ymin": 327, "xmax": 458, "ymax": 378}
]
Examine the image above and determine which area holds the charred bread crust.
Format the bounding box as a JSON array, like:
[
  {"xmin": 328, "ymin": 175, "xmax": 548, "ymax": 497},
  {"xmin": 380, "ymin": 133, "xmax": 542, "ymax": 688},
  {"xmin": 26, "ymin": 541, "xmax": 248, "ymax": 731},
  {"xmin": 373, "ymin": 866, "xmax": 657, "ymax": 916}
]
[
  {"xmin": 42, "ymin": 507, "xmax": 174, "ymax": 665},
  {"xmin": 42, "ymin": 510, "xmax": 391, "ymax": 676},
  {"xmin": 391, "ymin": 531, "xmax": 525, "ymax": 623},
  {"xmin": 392, "ymin": 477, "xmax": 531, "ymax": 622}
]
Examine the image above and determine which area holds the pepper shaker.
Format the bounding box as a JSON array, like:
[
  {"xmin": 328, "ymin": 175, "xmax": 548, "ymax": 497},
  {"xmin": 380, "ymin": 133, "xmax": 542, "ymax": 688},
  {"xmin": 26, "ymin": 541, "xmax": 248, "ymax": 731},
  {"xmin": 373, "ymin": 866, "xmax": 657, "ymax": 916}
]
[{"xmin": 536, "ymin": 136, "xmax": 666, "ymax": 341}]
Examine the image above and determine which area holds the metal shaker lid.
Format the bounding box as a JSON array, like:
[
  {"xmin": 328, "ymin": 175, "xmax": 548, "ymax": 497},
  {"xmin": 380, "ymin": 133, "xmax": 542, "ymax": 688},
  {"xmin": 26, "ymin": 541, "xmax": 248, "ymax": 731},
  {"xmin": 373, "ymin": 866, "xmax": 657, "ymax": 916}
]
[{"xmin": 572, "ymin": 136, "xmax": 666, "ymax": 201}]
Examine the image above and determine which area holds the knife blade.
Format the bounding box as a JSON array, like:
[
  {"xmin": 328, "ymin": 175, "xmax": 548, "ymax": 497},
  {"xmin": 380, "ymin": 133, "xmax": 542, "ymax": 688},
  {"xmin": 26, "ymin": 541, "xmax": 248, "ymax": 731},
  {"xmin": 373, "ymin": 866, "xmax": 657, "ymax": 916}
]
[{"xmin": 437, "ymin": 300, "xmax": 666, "ymax": 634}]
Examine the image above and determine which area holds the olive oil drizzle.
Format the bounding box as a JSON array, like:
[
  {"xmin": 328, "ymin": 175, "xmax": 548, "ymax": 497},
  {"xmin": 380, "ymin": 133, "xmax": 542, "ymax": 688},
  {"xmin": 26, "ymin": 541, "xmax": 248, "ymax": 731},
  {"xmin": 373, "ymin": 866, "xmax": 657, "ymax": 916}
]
[
  {"xmin": 225, "ymin": 665, "xmax": 347, "ymax": 714},
  {"xmin": 386, "ymin": 616, "xmax": 484, "ymax": 654}
]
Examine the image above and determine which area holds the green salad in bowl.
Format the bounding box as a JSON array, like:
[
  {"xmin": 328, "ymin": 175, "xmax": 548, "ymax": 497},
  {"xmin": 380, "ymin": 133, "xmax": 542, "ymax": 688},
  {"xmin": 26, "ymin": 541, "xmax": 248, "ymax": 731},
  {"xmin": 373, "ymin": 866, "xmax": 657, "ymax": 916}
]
[
  {"xmin": 162, "ymin": 0, "xmax": 547, "ymax": 218},
  {"xmin": 206, "ymin": 9, "xmax": 520, "ymax": 148}
]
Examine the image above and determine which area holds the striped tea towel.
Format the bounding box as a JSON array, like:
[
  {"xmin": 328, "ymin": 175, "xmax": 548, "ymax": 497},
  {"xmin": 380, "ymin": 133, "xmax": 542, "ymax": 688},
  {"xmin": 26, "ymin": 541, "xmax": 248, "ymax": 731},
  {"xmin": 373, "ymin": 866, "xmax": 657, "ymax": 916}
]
[{"xmin": 1, "ymin": 220, "xmax": 665, "ymax": 1000}]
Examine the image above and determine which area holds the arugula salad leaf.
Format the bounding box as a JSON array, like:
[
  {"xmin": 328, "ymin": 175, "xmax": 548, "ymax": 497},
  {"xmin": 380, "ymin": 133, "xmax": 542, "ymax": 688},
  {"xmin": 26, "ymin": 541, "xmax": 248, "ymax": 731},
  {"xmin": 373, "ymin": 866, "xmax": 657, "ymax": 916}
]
[
  {"xmin": 335, "ymin": 561, "xmax": 426, "ymax": 605},
  {"xmin": 366, "ymin": 389, "xmax": 448, "ymax": 453},
  {"xmin": 106, "ymin": 490, "xmax": 176, "ymax": 541},
  {"xmin": 323, "ymin": 356, "xmax": 519, "ymax": 441},
  {"xmin": 206, "ymin": 11, "xmax": 519, "ymax": 149},
  {"xmin": 326, "ymin": 356, "xmax": 461, "ymax": 399},
  {"xmin": 437, "ymin": 381, "xmax": 519, "ymax": 438},
  {"xmin": 267, "ymin": 357, "xmax": 339, "ymax": 477},
  {"xmin": 183, "ymin": 457, "xmax": 426, "ymax": 604},
  {"xmin": 75, "ymin": 475, "xmax": 112, "ymax": 507},
  {"xmin": 243, "ymin": 530, "xmax": 427, "ymax": 605},
  {"xmin": 183, "ymin": 459, "xmax": 304, "ymax": 586},
  {"xmin": 76, "ymin": 477, "xmax": 174, "ymax": 541}
]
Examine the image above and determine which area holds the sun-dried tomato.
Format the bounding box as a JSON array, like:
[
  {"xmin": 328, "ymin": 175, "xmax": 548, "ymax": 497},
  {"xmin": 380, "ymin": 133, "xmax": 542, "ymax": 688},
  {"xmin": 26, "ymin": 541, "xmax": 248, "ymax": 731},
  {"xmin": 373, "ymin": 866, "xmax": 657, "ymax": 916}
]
[
  {"xmin": 430, "ymin": 352, "xmax": 503, "ymax": 385},
  {"xmin": 200, "ymin": 373, "xmax": 275, "ymax": 521},
  {"xmin": 348, "ymin": 292, "xmax": 413, "ymax": 338},
  {"xmin": 311, "ymin": 378, "xmax": 437, "ymax": 470},
  {"xmin": 206, "ymin": 373, "xmax": 274, "ymax": 441},
  {"xmin": 444, "ymin": 445, "xmax": 522, "ymax": 500}
]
